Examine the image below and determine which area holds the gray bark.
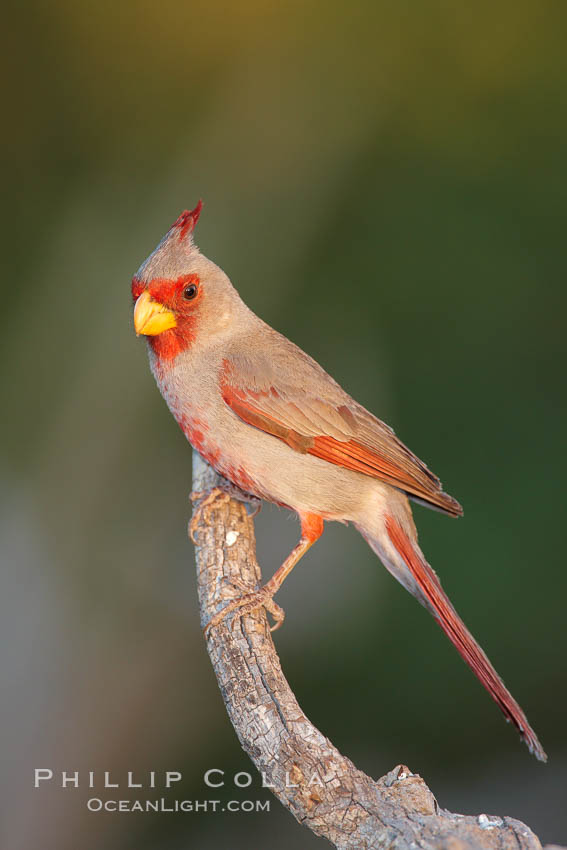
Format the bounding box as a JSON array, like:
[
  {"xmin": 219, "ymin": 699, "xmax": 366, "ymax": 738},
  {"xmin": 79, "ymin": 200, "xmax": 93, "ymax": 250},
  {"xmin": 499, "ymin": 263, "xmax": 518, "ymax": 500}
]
[{"xmin": 191, "ymin": 452, "xmax": 557, "ymax": 850}]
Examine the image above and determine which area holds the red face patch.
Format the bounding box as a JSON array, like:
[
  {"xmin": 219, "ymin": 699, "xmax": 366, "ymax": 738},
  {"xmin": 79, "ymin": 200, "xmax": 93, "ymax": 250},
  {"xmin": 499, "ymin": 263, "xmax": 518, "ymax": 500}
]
[
  {"xmin": 131, "ymin": 277, "xmax": 145, "ymax": 301},
  {"xmin": 147, "ymin": 274, "xmax": 200, "ymax": 306},
  {"xmin": 131, "ymin": 274, "xmax": 202, "ymax": 361}
]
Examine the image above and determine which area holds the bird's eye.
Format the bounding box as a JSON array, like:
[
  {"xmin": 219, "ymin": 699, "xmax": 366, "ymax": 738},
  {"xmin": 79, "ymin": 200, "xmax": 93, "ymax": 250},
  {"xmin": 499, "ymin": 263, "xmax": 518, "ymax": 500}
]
[{"xmin": 183, "ymin": 283, "xmax": 198, "ymax": 300}]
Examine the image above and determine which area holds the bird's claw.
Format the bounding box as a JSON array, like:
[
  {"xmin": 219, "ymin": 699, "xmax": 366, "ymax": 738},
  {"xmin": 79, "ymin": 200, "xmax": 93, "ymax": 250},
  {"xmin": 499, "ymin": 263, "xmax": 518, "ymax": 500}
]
[
  {"xmin": 189, "ymin": 485, "xmax": 261, "ymax": 543},
  {"xmin": 203, "ymin": 587, "xmax": 285, "ymax": 636},
  {"xmin": 213, "ymin": 479, "xmax": 261, "ymax": 516},
  {"xmin": 189, "ymin": 488, "xmax": 231, "ymax": 543}
]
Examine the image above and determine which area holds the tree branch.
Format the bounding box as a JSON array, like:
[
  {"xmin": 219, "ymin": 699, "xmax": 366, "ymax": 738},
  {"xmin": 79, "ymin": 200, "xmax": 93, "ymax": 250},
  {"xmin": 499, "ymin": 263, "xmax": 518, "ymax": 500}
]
[{"xmin": 191, "ymin": 452, "xmax": 556, "ymax": 850}]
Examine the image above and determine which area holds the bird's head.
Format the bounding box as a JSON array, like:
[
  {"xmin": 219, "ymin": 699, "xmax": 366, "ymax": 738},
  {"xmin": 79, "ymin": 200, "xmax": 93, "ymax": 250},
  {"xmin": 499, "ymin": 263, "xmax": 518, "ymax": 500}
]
[{"xmin": 132, "ymin": 201, "xmax": 243, "ymax": 361}]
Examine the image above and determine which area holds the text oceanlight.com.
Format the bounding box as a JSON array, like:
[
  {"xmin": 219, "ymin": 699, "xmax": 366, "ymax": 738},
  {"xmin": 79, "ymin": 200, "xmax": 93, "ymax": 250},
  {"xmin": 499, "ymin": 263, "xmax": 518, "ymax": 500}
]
[{"xmin": 87, "ymin": 798, "xmax": 270, "ymax": 813}]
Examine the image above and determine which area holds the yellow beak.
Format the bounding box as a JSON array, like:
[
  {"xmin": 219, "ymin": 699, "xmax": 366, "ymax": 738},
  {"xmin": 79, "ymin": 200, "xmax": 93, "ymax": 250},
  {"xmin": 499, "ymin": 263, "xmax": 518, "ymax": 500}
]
[{"xmin": 133, "ymin": 290, "xmax": 177, "ymax": 336}]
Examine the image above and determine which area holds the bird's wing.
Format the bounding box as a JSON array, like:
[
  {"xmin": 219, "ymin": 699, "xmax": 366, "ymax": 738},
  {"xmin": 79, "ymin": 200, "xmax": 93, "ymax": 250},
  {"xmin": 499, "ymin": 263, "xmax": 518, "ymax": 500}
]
[{"xmin": 220, "ymin": 344, "xmax": 462, "ymax": 517}]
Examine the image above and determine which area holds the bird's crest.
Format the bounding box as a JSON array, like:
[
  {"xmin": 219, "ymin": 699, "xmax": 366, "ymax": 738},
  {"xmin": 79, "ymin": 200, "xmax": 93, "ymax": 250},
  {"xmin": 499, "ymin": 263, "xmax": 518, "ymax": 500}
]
[{"xmin": 169, "ymin": 200, "xmax": 203, "ymax": 243}]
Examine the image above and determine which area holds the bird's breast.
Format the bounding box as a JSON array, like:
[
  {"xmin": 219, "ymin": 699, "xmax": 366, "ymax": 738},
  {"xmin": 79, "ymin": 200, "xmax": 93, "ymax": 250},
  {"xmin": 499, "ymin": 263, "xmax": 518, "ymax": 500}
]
[
  {"xmin": 150, "ymin": 349, "xmax": 269, "ymax": 499},
  {"xmin": 176, "ymin": 408, "xmax": 271, "ymax": 500}
]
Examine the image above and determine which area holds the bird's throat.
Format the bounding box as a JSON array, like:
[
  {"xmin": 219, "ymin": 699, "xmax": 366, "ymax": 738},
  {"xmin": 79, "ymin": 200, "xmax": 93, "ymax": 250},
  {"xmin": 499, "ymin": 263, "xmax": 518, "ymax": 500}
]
[{"xmin": 147, "ymin": 324, "xmax": 196, "ymax": 362}]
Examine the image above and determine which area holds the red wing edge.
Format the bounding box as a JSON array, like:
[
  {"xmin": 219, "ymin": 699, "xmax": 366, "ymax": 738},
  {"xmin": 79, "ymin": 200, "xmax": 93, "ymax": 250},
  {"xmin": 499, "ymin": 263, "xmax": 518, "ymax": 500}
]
[{"xmin": 221, "ymin": 373, "xmax": 462, "ymax": 517}]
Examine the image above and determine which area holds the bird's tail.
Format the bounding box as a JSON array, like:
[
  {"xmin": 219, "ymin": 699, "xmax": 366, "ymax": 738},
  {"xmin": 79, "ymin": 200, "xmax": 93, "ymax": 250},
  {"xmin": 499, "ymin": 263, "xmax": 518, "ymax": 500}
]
[{"xmin": 357, "ymin": 511, "xmax": 546, "ymax": 762}]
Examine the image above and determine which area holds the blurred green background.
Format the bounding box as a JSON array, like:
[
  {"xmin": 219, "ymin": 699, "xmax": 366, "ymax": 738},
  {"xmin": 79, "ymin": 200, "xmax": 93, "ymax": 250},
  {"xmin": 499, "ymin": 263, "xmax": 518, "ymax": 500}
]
[{"xmin": 2, "ymin": 1, "xmax": 566, "ymax": 848}]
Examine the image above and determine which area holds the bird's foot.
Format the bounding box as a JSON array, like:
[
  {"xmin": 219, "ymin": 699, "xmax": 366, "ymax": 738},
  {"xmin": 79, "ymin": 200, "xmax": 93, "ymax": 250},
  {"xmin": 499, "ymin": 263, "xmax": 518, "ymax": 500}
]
[
  {"xmin": 204, "ymin": 583, "xmax": 286, "ymax": 636},
  {"xmin": 189, "ymin": 488, "xmax": 231, "ymax": 543},
  {"xmin": 190, "ymin": 484, "xmax": 261, "ymax": 543},
  {"xmin": 218, "ymin": 481, "xmax": 262, "ymax": 517},
  {"xmin": 195, "ymin": 476, "xmax": 261, "ymax": 513}
]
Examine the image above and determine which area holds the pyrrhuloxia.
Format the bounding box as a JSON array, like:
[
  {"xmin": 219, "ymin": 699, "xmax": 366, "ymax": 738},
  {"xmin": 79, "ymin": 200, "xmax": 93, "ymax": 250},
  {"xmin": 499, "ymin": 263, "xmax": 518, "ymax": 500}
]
[{"xmin": 132, "ymin": 201, "xmax": 545, "ymax": 761}]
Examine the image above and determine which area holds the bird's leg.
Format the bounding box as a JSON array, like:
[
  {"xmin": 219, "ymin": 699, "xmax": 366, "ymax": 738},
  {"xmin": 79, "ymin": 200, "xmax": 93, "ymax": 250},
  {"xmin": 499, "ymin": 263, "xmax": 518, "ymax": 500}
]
[{"xmin": 204, "ymin": 513, "xmax": 324, "ymax": 635}]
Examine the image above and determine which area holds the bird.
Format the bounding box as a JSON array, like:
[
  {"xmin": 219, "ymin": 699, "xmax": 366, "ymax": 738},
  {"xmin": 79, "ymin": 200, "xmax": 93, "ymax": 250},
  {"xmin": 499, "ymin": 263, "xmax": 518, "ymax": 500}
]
[{"xmin": 132, "ymin": 200, "xmax": 546, "ymax": 761}]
